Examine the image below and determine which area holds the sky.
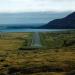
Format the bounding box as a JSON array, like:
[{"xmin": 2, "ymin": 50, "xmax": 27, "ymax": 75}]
[{"xmin": 0, "ymin": 0, "xmax": 75, "ymax": 13}]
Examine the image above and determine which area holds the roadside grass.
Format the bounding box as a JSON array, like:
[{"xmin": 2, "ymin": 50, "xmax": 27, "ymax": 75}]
[
  {"xmin": 0, "ymin": 49, "xmax": 75, "ymax": 75},
  {"xmin": 0, "ymin": 32, "xmax": 75, "ymax": 75},
  {"xmin": 29, "ymin": 72, "xmax": 65, "ymax": 75},
  {"xmin": 0, "ymin": 32, "xmax": 32, "ymax": 51},
  {"xmin": 41, "ymin": 31, "xmax": 75, "ymax": 49}
]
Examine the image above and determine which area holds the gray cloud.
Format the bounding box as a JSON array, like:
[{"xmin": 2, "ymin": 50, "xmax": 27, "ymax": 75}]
[{"xmin": 0, "ymin": 0, "xmax": 74, "ymax": 12}]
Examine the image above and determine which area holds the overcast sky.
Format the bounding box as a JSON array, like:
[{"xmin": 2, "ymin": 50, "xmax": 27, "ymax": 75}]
[{"xmin": 0, "ymin": 0, "xmax": 74, "ymax": 13}]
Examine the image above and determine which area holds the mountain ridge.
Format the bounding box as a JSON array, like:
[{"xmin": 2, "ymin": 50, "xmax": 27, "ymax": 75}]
[{"xmin": 39, "ymin": 12, "xmax": 75, "ymax": 29}]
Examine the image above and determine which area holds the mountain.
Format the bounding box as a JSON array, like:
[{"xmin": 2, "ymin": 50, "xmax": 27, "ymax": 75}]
[
  {"xmin": 0, "ymin": 12, "xmax": 70, "ymax": 26},
  {"xmin": 39, "ymin": 12, "xmax": 75, "ymax": 29}
]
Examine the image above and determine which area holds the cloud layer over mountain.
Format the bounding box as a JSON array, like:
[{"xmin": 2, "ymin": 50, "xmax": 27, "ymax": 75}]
[{"xmin": 0, "ymin": 0, "xmax": 74, "ymax": 12}]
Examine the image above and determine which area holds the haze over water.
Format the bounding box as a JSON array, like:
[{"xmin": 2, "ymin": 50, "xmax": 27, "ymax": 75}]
[{"xmin": 0, "ymin": 29, "xmax": 72, "ymax": 32}]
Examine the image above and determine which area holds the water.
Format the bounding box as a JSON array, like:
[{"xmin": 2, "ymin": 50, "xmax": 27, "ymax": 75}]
[{"xmin": 0, "ymin": 29, "xmax": 72, "ymax": 32}]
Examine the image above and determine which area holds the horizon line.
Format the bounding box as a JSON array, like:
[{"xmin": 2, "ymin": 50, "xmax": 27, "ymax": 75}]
[{"xmin": 0, "ymin": 11, "xmax": 73, "ymax": 14}]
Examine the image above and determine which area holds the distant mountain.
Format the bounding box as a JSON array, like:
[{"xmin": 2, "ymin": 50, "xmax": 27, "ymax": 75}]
[
  {"xmin": 39, "ymin": 12, "xmax": 75, "ymax": 29},
  {"xmin": 0, "ymin": 12, "xmax": 70, "ymax": 26},
  {"xmin": 4, "ymin": 24, "xmax": 41, "ymax": 29},
  {"xmin": 0, "ymin": 12, "xmax": 72, "ymax": 29}
]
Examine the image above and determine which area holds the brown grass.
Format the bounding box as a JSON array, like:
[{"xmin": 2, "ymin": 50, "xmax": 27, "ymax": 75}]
[{"xmin": 0, "ymin": 32, "xmax": 75, "ymax": 75}]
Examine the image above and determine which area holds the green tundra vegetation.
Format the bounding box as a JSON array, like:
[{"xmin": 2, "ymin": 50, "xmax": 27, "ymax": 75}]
[
  {"xmin": 41, "ymin": 31, "xmax": 75, "ymax": 50},
  {"xmin": 0, "ymin": 31, "xmax": 75, "ymax": 75}
]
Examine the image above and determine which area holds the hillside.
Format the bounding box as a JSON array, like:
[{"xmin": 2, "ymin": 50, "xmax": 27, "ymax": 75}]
[{"xmin": 40, "ymin": 12, "xmax": 75, "ymax": 29}]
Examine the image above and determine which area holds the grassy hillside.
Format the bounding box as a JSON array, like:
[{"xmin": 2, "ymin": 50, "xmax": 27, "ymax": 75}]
[{"xmin": 0, "ymin": 31, "xmax": 75, "ymax": 75}]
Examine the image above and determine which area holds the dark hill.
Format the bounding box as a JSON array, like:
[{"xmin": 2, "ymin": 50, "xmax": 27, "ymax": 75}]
[{"xmin": 39, "ymin": 12, "xmax": 75, "ymax": 29}]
